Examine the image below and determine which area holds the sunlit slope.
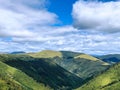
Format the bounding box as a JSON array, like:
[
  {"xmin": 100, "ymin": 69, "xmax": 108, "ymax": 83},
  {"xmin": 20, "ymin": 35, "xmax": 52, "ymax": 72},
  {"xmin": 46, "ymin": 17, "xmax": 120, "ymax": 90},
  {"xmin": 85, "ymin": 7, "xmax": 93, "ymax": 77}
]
[
  {"xmin": 0, "ymin": 61, "xmax": 24, "ymax": 90},
  {"xmin": 28, "ymin": 50, "xmax": 108, "ymax": 63},
  {"xmin": 28, "ymin": 50, "xmax": 62, "ymax": 58},
  {"xmin": 28, "ymin": 50, "xmax": 109, "ymax": 79},
  {"xmin": 57, "ymin": 54, "xmax": 109, "ymax": 79},
  {"xmin": 75, "ymin": 54, "xmax": 100, "ymax": 61},
  {"xmin": 76, "ymin": 63, "xmax": 120, "ymax": 90}
]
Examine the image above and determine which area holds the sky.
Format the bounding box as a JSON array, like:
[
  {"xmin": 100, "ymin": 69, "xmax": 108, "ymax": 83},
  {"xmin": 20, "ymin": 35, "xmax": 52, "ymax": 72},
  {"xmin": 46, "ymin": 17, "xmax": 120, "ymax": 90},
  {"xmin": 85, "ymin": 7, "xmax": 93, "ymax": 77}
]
[{"xmin": 0, "ymin": 0, "xmax": 120, "ymax": 55}]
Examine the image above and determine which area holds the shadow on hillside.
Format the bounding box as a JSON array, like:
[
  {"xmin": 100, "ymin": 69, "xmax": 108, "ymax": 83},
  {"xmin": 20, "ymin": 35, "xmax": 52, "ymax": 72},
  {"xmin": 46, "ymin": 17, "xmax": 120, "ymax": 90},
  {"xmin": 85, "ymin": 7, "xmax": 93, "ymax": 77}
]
[{"xmin": 4, "ymin": 57, "xmax": 83, "ymax": 90}]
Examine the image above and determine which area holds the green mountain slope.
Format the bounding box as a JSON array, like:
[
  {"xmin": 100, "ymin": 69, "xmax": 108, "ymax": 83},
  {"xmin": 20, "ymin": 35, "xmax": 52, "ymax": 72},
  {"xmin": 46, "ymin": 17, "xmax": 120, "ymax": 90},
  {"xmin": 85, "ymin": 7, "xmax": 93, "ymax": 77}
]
[
  {"xmin": 76, "ymin": 63, "xmax": 120, "ymax": 90},
  {"xmin": 0, "ymin": 54, "xmax": 82, "ymax": 90},
  {"xmin": 0, "ymin": 61, "xmax": 24, "ymax": 90},
  {"xmin": 0, "ymin": 51, "xmax": 111, "ymax": 90},
  {"xmin": 0, "ymin": 61, "xmax": 51, "ymax": 90},
  {"xmin": 28, "ymin": 50, "xmax": 109, "ymax": 79},
  {"xmin": 97, "ymin": 54, "xmax": 120, "ymax": 64},
  {"xmin": 28, "ymin": 50, "xmax": 62, "ymax": 58}
]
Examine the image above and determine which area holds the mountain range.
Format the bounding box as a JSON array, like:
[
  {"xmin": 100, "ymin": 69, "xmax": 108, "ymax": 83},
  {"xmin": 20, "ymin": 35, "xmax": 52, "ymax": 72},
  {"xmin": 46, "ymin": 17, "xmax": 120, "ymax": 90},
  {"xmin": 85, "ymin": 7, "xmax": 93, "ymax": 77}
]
[
  {"xmin": 97, "ymin": 54, "xmax": 120, "ymax": 64},
  {"xmin": 0, "ymin": 50, "xmax": 120, "ymax": 90}
]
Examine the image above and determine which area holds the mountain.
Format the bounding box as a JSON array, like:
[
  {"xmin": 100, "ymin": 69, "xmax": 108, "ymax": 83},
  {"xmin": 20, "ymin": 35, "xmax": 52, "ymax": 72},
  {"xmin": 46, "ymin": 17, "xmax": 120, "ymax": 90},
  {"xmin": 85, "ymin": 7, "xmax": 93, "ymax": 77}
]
[
  {"xmin": 0, "ymin": 54, "xmax": 82, "ymax": 90},
  {"xmin": 10, "ymin": 51, "xmax": 26, "ymax": 54},
  {"xmin": 0, "ymin": 50, "xmax": 112, "ymax": 90},
  {"xmin": 76, "ymin": 63, "xmax": 120, "ymax": 90},
  {"xmin": 0, "ymin": 61, "xmax": 24, "ymax": 90},
  {"xmin": 97, "ymin": 54, "xmax": 120, "ymax": 64},
  {"xmin": 28, "ymin": 50, "xmax": 63, "ymax": 58},
  {"xmin": 28, "ymin": 50, "xmax": 110, "ymax": 80},
  {"xmin": 0, "ymin": 60, "xmax": 51, "ymax": 90}
]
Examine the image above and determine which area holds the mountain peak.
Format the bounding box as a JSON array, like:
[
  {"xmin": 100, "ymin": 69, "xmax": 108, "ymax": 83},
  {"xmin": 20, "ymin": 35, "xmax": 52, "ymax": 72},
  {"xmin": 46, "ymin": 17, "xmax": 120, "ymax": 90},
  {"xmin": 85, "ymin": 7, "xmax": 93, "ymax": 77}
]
[{"xmin": 28, "ymin": 50, "xmax": 62, "ymax": 58}]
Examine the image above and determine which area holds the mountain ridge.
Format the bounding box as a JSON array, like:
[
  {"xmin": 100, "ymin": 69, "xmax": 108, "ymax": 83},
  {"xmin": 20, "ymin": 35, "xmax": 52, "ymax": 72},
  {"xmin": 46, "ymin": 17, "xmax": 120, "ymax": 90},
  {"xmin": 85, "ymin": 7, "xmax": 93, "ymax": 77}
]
[
  {"xmin": 27, "ymin": 50, "xmax": 109, "ymax": 79},
  {"xmin": 0, "ymin": 50, "xmax": 116, "ymax": 90}
]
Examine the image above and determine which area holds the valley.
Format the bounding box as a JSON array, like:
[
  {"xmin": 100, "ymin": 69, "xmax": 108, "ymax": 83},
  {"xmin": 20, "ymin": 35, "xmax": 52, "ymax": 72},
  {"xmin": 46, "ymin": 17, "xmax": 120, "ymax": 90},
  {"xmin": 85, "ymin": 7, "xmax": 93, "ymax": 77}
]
[{"xmin": 0, "ymin": 50, "xmax": 119, "ymax": 90}]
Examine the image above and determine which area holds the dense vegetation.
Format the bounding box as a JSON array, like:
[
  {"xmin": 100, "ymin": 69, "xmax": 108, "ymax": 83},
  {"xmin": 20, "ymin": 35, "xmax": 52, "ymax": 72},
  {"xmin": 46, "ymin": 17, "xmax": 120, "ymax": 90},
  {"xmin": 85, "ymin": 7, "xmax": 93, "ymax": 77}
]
[
  {"xmin": 28, "ymin": 50, "xmax": 109, "ymax": 79},
  {"xmin": 76, "ymin": 63, "xmax": 120, "ymax": 90},
  {"xmin": 0, "ymin": 61, "xmax": 51, "ymax": 90},
  {"xmin": 0, "ymin": 61, "xmax": 24, "ymax": 90},
  {"xmin": 0, "ymin": 50, "xmax": 118, "ymax": 90},
  {"xmin": 0, "ymin": 53, "xmax": 82, "ymax": 90}
]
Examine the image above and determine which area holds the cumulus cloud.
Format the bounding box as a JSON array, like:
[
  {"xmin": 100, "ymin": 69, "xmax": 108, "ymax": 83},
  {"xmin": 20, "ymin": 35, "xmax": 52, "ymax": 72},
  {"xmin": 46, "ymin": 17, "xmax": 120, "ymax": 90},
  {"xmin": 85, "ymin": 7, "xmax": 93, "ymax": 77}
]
[
  {"xmin": 0, "ymin": 0, "xmax": 120, "ymax": 55},
  {"xmin": 0, "ymin": 0, "xmax": 57, "ymax": 37},
  {"xmin": 72, "ymin": 0, "xmax": 120, "ymax": 33},
  {"xmin": 1, "ymin": 30, "xmax": 120, "ymax": 55}
]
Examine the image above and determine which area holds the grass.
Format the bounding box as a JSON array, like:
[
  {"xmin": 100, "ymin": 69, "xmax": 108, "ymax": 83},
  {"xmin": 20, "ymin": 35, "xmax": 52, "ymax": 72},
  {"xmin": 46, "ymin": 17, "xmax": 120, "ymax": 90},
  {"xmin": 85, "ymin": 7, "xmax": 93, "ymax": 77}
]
[
  {"xmin": 0, "ymin": 53, "xmax": 82, "ymax": 90},
  {"xmin": 76, "ymin": 63, "xmax": 120, "ymax": 90},
  {"xmin": 74, "ymin": 54, "xmax": 100, "ymax": 61},
  {"xmin": 27, "ymin": 50, "xmax": 109, "ymax": 80},
  {"xmin": 0, "ymin": 51, "xmax": 111, "ymax": 90},
  {"xmin": 5, "ymin": 58, "xmax": 82, "ymax": 90},
  {"xmin": 0, "ymin": 60, "xmax": 52, "ymax": 90},
  {"xmin": 28, "ymin": 50, "xmax": 62, "ymax": 58}
]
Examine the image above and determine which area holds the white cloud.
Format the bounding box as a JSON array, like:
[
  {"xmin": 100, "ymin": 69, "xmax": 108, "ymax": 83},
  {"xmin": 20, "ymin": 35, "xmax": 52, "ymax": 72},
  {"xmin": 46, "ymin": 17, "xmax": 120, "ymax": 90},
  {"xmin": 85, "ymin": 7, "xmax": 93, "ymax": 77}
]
[
  {"xmin": 72, "ymin": 1, "xmax": 120, "ymax": 33},
  {"xmin": 11, "ymin": 26, "xmax": 78, "ymax": 42},
  {"xmin": 1, "ymin": 25, "xmax": 119, "ymax": 55},
  {"xmin": 0, "ymin": 0, "xmax": 120, "ymax": 55},
  {"xmin": 1, "ymin": 26, "xmax": 120, "ymax": 55},
  {"xmin": 0, "ymin": 0, "xmax": 57, "ymax": 38}
]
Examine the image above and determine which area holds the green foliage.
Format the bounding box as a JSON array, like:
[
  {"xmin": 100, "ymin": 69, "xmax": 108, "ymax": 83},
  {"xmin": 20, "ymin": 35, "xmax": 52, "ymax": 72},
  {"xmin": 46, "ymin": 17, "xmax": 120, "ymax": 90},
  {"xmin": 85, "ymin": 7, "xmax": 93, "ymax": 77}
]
[
  {"xmin": 0, "ymin": 51, "xmax": 111, "ymax": 90},
  {"xmin": 5, "ymin": 58, "xmax": 82, "ymax": 89},
  {"xmin": 0, "ymin": 61, "xmax": 26, "ymax": 90},
  {"xmin": 76, "ymin": 63, "xmax": 120, "ymax": 90},
  {"xmin": 0, "ymin": 78, "xmax": 24, "ymax": 90},
  {"xmin": 0, "ymin": 53, "xmax": 82, "ymax": 90},
  {"xmin": 27, "ymin": 50, "xmax": 109, "ymax": 80},
  {"xmin": 0, "ymin": 60, "xmax": 52, "ymax": 90}
]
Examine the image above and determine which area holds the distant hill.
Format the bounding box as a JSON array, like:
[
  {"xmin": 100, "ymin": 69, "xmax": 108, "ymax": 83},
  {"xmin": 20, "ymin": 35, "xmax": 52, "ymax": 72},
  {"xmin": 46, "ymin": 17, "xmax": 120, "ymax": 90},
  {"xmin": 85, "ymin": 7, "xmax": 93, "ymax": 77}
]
[
  {"xmin": 28, "ymin": 50, "xmax": 84, "ymax": 58},
  {"xmin": 28, "ymin": 50, "xmax": 63, "ymax": 58},
  {"xmin": 10, "ymin": 51, "xmax": 26, "ymax": 54},
  {"xmin": 28, "ymin": 50, "xmax": 109, "ymax": 79},
  {"xmin": 97, "ymin": 54, "xmax": 120, "ymax": 64},
  {"xmin": 76, "ymin": 63, "xmax": 120, "ymax": 90}
]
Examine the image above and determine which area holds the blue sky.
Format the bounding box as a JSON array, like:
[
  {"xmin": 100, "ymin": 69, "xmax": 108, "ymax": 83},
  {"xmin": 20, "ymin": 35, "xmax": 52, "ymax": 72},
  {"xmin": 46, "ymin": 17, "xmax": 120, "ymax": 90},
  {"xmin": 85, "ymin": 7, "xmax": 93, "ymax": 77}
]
[
  {"xmin": 0, "ymin": 0, "xmax": 120, "ymax": 55},
  {"xmin": 48, "ymin": 0, "xmax": 77, "ymax": 25}
]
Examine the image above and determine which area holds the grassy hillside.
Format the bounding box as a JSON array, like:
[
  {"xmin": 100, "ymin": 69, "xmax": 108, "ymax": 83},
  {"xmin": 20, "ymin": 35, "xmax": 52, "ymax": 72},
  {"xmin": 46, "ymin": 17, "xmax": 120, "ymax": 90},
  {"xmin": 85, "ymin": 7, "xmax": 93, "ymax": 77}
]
[
  {"xmin": 28, "ymin": 50, "xmax": 109, "ymax": 79},
  {"xmin": 97, "ymin": 54, "xmax": 120, "ymax": 64},
  {"xmin": 76, "ymin": 63, "xmax": 120, "ymax": 90},
  {"xmin": 0, "ymin": 61, "xmax": 51, "ymax": 90},
  {"xmin": 28, "ymin": 50, "xmax": 62, "ymax": 58},
  {"xmin": 0, "ymin": 61, "xmax": 24, "ymax": 90},
  {"xmin": 0, "ymin": 54, "xmax": 82, "ymax": 90},
  {"xmin": 0, "ymin": 51, "xmax": 111, "ymax": 90},
  {"xmin": 28, "ymin": 50, "xmax": 83, "ymax": 59},
  {"xmin": 53, "ymin": 56, "xmax": 109, "ymax": 79},
  {"xmin": 0, "ymin": 77, "xmax": 23, "ymax": 90},
  {"xmin": 74, "ymin": 54, "xmax": 100, "ymax": 61}
]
